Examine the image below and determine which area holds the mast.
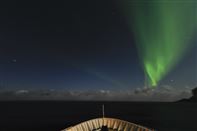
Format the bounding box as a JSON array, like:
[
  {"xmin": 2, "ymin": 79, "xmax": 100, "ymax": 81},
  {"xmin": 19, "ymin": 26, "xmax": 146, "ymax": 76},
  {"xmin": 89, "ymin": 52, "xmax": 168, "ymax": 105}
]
[{"xmin": 102, "ymin": 104, "xmax": 105, "ymax": 118}]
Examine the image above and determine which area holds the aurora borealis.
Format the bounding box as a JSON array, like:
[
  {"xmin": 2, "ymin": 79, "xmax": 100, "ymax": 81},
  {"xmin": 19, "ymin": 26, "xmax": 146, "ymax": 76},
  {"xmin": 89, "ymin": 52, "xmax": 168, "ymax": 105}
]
[
  {"xmin": 0, "ymin": 0, "xmax": 196, "ymax": 96},
  {"xmin": 124, "ymin": 1, "xmax": 197, "ymax": 87}
]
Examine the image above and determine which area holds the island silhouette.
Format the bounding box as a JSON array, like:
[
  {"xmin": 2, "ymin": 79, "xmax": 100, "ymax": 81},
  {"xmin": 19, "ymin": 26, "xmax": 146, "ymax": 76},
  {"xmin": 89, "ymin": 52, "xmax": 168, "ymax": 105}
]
[{"xmin": 178, "ymin": 87, "xmax": 197, "ymax": 102}]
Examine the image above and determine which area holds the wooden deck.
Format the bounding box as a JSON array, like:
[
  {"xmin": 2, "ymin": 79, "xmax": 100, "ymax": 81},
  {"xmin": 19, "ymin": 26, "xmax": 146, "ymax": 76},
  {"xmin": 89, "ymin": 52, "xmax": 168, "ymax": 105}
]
[{"xmin": 61, "ymin": 117, "xmax": 155, "ymax": 131}]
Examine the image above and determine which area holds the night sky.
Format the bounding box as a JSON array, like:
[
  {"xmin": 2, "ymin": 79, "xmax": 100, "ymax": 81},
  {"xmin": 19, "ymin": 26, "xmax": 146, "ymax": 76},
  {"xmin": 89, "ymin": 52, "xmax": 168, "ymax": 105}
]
[{"xmin": 0, "ymin": 0, "xmax": 196, "ymax": 93}]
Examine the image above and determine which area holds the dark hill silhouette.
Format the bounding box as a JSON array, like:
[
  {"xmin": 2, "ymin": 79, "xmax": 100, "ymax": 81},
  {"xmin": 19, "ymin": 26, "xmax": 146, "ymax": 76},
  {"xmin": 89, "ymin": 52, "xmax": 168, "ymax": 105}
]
[{"xmin": 178, "ymin": 87, "xmax": 197, "ymax": 102}]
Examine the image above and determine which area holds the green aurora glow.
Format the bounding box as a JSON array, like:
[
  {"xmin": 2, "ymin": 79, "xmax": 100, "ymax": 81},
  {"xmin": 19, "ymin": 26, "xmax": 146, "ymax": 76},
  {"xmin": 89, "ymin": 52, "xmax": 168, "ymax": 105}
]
[{"xmin": 123, "ymin": 1, "xmax": 197, "ymax": 87}]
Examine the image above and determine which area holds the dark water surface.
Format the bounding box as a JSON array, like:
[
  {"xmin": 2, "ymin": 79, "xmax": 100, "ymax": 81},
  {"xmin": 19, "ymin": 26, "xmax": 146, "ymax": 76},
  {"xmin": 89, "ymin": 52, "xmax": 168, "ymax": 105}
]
[{"xmin": 0, "ymin": 101, "xmax": 196, "ymax": 131}]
